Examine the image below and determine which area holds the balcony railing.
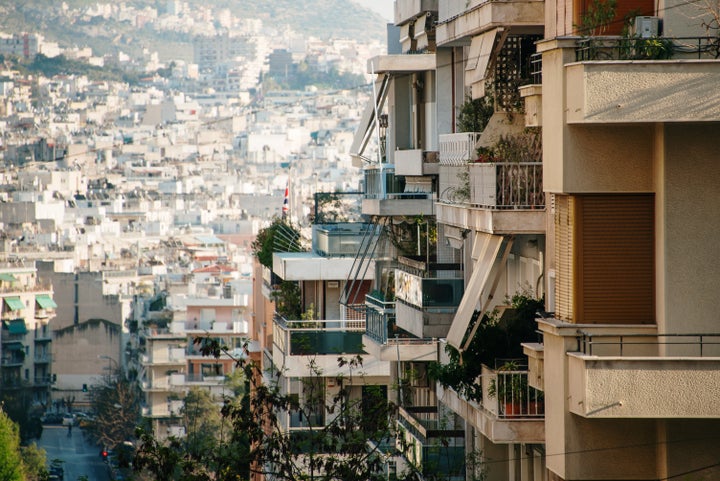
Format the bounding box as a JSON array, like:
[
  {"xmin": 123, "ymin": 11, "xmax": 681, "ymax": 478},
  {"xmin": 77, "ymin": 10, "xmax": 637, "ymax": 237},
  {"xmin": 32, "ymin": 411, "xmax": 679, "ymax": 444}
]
[
  {"xmin": 529, "ymin": 52, "xmax": 542, "ymax": 84},
  {"xmin": 289, "ymin": 410, "xmax": 325, "ymax": 429},
  {"xmin": 577, "ymin": 332, "xmax": 720, "ymax": 357},
  {"xmin": 469, "ymin": 162, "xmax": 544, "ymax": 209},
  {"xmin": 439, "ymin": 133, "xmax": 481, "ymax": 166},
  {"xmin": 395, "ymin": 270, "xmax": 464, "ymax": 310},
  {"xmin": 274, "ymin": 315, "xmax": 366, "ymax": 356},
  {"xmin": 575, "ymin": 36, "xmax": 720, "ymax": 61},
  {"xmin": 397, "ymin": 406, "xmax": 466, "ymax": 479},
  {"xmin": 34, "ymin": 354, "xmax": 52, "ymax": 363},
  {"xmin": 364, "ymin": 165, "xmax": 433, "ymax": 200},
  {"xmin": 489, "ymin": 366, "xmax": 545, "ymax": 419},
  {"xmin": 315, "ymin": 223, "xmax": 372, "ymax": 257}
]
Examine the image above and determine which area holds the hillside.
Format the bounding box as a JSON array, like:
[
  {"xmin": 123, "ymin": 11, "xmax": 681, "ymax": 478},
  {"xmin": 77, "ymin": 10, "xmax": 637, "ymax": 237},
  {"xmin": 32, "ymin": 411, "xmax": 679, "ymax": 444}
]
[{"xmin": 0, "ymin": 0, "xmax": 387, "ymax": 63}]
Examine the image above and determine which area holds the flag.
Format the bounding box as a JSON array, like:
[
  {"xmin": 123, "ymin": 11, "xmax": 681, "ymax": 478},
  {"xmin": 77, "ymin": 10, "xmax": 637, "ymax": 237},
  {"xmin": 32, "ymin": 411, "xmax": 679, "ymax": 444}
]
[{"xmin": 282, "ymin": 182, "xmax": 289, "ymax": 218}]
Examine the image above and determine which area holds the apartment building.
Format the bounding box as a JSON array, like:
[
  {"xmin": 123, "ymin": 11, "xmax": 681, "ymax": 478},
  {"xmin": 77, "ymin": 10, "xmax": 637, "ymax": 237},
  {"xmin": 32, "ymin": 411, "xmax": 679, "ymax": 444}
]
[
  {"xmin": 534, "ymin": 0, "xmax": 720, "ymax": 479},
  {"xmin": 139, "ymin": 264, "xmax": 252, "ymax": 439},
  {"xmin": 345, "ymin": 0, "xmax": 720, "ymax": 479},
  {"xmin": 0, "ymin": 261, "xmax": 57, "ymax": 409},
  {"xmin": 251, "ymin": 219, "xmax": 392, "ymax": 480}
]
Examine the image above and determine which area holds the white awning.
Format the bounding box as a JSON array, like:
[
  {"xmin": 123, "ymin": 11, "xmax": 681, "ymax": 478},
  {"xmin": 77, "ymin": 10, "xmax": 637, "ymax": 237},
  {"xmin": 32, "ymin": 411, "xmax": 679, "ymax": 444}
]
[
  {"xmin": 446, "ymin": 233, "xmax": 513, "ymax": 350},
  {"xmin": 350, "ymin": 74, "xmax": 389, "ymax": 167},
  {"xmin": 465, "ymin": 29, "xmax": 505, "ymax": 99}
]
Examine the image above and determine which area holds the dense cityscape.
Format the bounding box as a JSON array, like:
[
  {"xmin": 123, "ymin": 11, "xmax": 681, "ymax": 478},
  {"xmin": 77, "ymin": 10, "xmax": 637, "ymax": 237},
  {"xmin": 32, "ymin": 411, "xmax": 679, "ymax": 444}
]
[{"xmin": 1, "ymin": 0, "xmax": 719, "ymax": 481}]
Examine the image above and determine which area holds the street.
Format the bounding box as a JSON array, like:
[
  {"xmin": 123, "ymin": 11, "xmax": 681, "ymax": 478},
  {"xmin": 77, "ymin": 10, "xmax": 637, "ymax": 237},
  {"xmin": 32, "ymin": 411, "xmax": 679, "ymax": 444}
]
[{"xmin": 39, "ymin": 425, "xmax": 109, "ymax": 481}]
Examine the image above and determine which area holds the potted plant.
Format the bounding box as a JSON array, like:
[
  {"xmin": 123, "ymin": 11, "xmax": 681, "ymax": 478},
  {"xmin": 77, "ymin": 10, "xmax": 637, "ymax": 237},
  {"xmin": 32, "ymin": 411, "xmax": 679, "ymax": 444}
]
[{"xmin": 488, "ymin": 361, "xmax": 528, "ymax": 417}]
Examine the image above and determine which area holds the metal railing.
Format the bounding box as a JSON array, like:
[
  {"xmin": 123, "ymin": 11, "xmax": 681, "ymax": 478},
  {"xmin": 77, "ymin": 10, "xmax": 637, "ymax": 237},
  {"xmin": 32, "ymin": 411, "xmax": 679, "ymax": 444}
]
[
  {"xmin": 364, "ymin": 165, "xmax": 434, "ymax": 201},
  {"xmin": 469, "ymin": 162, "xmax": 545, "ymax": 209},
  {"xmin": 577, "ymin": 332, "xmax": 720, "ymax": 357},
  {"xmin": 490, "ymin": 368, "xmax": 545, "ymax": 419},
  {"xmin": 529, "ymin": 52, "xmax": 542, "ymax": 84},
  {"xmin": 575, "ymin": 36, "xmax": 720, "ymax": 61}
]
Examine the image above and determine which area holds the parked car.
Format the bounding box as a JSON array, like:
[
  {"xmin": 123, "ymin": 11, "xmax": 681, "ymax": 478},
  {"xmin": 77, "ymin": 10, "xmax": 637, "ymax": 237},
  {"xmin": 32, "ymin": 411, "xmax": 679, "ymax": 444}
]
[
  {"xmin": 41, "ymin": 413, "xmax": 63, "ymax": 425},
  {"xmin": 49, "ymin": 460, "xmax": 64, "ymax": 481}
]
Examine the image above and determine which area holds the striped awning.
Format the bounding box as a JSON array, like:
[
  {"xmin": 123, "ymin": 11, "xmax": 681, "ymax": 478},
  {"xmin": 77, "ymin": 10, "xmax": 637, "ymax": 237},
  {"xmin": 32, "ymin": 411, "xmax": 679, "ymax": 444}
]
[
  {"xmin": 4, "ymin": 297, "xmax": 25, "ymax": 311},
  {"xmin": 36, "ymin": 294, "xmax": 58, "ymax": 309}
]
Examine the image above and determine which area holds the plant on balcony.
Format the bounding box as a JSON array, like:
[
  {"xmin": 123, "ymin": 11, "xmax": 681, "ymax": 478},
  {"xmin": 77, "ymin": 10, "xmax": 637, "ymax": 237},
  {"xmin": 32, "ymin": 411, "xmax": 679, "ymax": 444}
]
[
  {"xmin": 386, "ymin": 215, "xmax": 437, "ymax": 258},
  {"xmin": 271, "ymin": 280, "xmax": 302, "ymax": 319},
  {"xmin": 457, "ymin": 94, "xmax": 494, "ymax": 133},
  {"xmin": 576, "ymin": 0, "xmax": 617, "ymax": 36},
  {"xmin": 251, "ymin": 216, "xmax": 302, "ymax": 269},
  {"xmin": 429, "ymin": 292, "xmax": 544, "ymax": 403}
]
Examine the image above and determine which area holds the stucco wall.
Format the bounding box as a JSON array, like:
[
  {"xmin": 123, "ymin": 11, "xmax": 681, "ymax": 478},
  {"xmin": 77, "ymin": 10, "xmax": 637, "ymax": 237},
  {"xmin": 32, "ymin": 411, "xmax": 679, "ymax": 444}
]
[{"xmin": 662, "ymin": 124, "xmax": 720, "ymax": 336}]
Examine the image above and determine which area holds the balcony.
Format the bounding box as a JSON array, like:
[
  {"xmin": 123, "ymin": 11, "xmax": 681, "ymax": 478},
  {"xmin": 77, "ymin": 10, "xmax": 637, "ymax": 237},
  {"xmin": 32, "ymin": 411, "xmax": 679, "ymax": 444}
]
[
  {"xmin": 397, "ymin": 406, "xmax": 465, "ymax": 480},
  {"xmin": 143, "ymin": 348, "xmax": 186, "ymax": 365},
  {"xmin": 438, "ymin": 345, "xmax": 545, "ymax": 443},
  {"xmin": 395, "ymin": 0, "xmax": 438, "ymax": 25},
  {"xmin": 34, "ymin": 375, "xmax": 53, "ymax": 386},
  {"xmin": 364, "ymin": 293, "xmax": 438, "ymax": 362},
  {"xmin": 561, "ymin": 36, "xmax": 720, "ymax": 123},
  {"xmin": 436, "ymin": 0, "xmax": 544, "ymax": 46},
  {"xmin": 567, "ymin": 332, "xmax": 720, "ymax": 418},
  {"xmin": 314, "ymin": 223, "xmax": 372, "ymax": 257},
  {"xmin": 34, "ymin": 353, "xmax": 52, "ymax": 364},
  {"xmin": 394, "ymin": 149, "xmax": 439, "ymax": 177},
  {"xmin": 362, "ymin": 164, "xmax": 434, "ymax": 217},
  {"xmin": 272, "ymin": 315, "xmax": 390, "ymax": 378},
  {"xmin": 184, "ymin": 373, "xmax": 227, "ymax": 385},
  {"xmin": 437, "ymin": 133, "xmax": 545, "ymax": 233}
]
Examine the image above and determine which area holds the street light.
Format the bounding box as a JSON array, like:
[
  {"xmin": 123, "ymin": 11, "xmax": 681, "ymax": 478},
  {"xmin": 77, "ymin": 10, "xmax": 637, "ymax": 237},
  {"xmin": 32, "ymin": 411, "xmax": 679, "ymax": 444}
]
[{"xmin": 98, "ymin": 355, "xmax": 119, "ymax": 377}]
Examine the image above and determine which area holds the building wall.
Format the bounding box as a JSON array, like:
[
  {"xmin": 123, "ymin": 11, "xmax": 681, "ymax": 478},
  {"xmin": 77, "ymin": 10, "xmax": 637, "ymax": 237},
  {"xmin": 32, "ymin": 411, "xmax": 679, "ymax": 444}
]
[{"xmin": 661, "ymin": 123, "xmax": 720, "ymax": 337}]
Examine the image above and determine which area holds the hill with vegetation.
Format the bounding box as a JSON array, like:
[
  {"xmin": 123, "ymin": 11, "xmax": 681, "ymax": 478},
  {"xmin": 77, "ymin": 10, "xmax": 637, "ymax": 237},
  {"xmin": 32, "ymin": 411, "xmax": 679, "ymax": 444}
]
[{"xmin": 0, "ymin": 0, "xmax": 387, "ymax": 63}]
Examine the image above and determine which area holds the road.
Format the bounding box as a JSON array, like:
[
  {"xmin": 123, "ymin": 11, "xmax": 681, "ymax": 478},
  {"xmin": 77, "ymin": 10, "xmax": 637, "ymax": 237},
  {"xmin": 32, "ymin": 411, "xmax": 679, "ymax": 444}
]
[{"xmin": 39, "ymin": 425, "xmax": 109, "ymax": 481}]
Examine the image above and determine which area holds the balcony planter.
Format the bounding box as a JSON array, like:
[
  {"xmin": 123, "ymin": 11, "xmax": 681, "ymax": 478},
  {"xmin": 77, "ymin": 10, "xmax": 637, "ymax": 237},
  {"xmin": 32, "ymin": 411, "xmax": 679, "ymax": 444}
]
[{"xmin": 488, "ymin": 361, "xmax": 528, "ymax": 418}]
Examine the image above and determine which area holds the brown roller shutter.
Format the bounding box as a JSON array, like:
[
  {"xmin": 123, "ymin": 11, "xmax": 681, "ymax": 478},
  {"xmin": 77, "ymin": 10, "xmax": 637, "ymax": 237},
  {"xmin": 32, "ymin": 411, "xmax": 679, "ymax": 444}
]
[{"xmin": 577, "ymin": 194, "xmax": 654, "ymax": 324}]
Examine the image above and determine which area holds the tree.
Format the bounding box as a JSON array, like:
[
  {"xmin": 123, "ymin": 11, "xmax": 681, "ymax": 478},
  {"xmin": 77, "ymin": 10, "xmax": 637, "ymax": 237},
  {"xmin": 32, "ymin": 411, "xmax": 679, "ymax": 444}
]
[
  {"xmin": 0, "ymin": 389, "xmax": 43, "ymax": 443},
  {"xmin": 251, "ymin": 217, "xmax": 302, "ymax": 268},
  {"xmin": 182, "ymin": 388, "xmax": 223, "ymax": 459},
  {"xmin": 135, "ymin": 342, "xmax": 409, "ymax": 481},
  {"xmin": 0, "ymin": 409, "xmax": 25, "ymax": 481},
  {"xmin": 20, "ymin": 443, "xmax": 48, "ymax": 481},
  {"xmin": 86, "ymin": 368, "xmax": 142, "ymax": 451}
]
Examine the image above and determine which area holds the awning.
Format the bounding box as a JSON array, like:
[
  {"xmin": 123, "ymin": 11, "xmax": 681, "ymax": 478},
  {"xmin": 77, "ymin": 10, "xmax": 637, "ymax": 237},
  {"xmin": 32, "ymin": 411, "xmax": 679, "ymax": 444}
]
[
  {"xmin": 6, "ymin": 319, "xmax": 27, "ymax": 335},
  {"xmin": 0, "ymin": 273, "xmax": 17, "ymax": 282},
  {"xmin": 4, "ymin": 297, "xmax": 25, "ymax": 311},
  {"xmin": 446, "ymin": 233, "xmax": 513, "ymax": 351},
  {"xmin": 465, "ymin": 29, "xmax": 506, "ymax": 99},
  {"xmin": 349, "ymin": 73, "xmax": 390, "ymax": 166},
  {"xmin": 36, "ymin": 294, "xmax": 58, "ymax": 309}
]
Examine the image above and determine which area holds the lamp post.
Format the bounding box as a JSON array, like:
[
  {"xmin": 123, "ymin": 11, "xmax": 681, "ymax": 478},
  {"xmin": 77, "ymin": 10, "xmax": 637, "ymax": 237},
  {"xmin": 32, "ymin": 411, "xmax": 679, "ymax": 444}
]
[{"xmin": 98, "ymin": 355, "xmax": 119, "ymax": 378}]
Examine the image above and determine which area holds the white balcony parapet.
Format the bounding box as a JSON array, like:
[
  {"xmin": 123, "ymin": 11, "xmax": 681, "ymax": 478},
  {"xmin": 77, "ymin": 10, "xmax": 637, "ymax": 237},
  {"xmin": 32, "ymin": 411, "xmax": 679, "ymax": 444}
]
[{"xmin": 439, "ymin": 133, "xmax": 481, "ymax": 166}]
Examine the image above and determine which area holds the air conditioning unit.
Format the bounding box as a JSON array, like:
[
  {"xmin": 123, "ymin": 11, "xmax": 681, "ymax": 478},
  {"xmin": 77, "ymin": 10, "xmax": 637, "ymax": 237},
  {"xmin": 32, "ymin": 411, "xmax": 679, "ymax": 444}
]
[{"xmin": 633, "ymin": 16, "xmax": 660, "ymax": 38}]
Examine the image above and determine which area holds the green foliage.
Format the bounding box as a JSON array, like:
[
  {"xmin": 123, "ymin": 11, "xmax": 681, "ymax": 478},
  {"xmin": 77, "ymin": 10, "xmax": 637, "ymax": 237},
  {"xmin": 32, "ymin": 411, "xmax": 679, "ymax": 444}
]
[
  {"xmin": 136, "ymin": 342, "xmax": 403, "ymax": 481},
  {"xmin": 182, "ymin": 388, "xmax": 223, "ymax": 459},
  {"xmin": 272, "ymin": 280, "xmax": 302, "ymax": 319},
  {"xmin": 0, "ymin": 389, "xmax": 43, "ymax": 443},
  {"xmin": 265, "ymin": 63, "xmax": 367, "ymax": 91},
  {"xmin": 0, "ymin": 409, "xmax": 25, "ymax": 481},
  {"xmin": 20, "ymin": 443, "xmax": 48, "ymax": 481},
  {"xmin": 577, "ymin": 0, "xmax": 618, "ymax": 36},
  {"xmin": 251, "ymin": 217, "xmax": 301, "ymax": 268},
  {"xmin": 456, "ymin": 95, "xmax": 494, "ymax": 133},
  {"xmin": 428, "ymin": 293, "xmax": 544, "ymax": 402}
]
